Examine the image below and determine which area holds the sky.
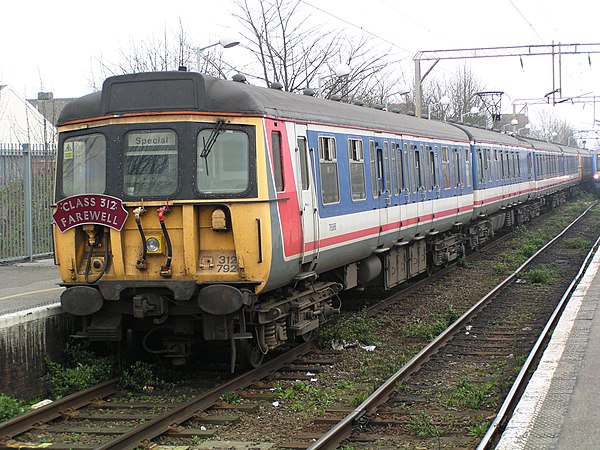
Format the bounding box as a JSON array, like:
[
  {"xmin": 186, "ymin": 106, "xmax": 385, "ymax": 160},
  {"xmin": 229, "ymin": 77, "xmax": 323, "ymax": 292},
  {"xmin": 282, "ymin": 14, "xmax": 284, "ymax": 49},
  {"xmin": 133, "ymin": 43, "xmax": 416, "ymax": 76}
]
[{"xmin": 2, "ymin": 0, "xmax": 600, "ymax": 140}]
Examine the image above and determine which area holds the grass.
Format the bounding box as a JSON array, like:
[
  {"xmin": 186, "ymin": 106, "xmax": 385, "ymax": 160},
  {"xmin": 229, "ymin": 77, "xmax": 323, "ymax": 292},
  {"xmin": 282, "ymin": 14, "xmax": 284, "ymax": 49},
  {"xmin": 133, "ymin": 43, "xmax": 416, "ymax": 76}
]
[
  {"xmin": 514, "ymin": 354, "xmax": 528, "ymax": 371},
  {"xmin": 458, "ymin": 257, "xmax": 475, "ymax": 269},
  {"xmin": 518, "ymin": 232, "xmax": 546, "ymax": 257},
  {"xmin": 407, "ymin": 412, "xmax": 443, "ymax": 437},
  {"xmin": 564, "ymin": 237, "xmax": 592, "ymax": 250},
  {"xmin": 444, "ymin": 379, "xmax": 497, "ymax": 410},
  {"xmin": 402, "ymin": 305, "xmax": 460, "ymax": 341},
  {"xmin": 492, "ymin": 262, "xmax": 510, "ymax": 275},
  {"xmin": 467, "ymin": 421, "xmax": 490, "ymax": 437},
  {"xmin": 357, "ymin": 349, "xmax": 408, "ymax": 385},
  {"xmin": 522, "ymin": 263, "xmax": 561, "ymax": 285},
  {"xmin": 44, "ymin": 342, "xmax": 114, "ymax": 398},
  {"xmin": 220, "ymin": 391, "xmax": 243, "ymax": 404},
  {"xmin": 0, "ymin": 393, "xmax": 25, "ymax": 422},
  {"xmin": 273, "ymin": 380, "xmax": 339, "ymax": 413},
  {"xmin": 316, "ymin": 311, "xmax": 382, "ymax": 348},
  {"xmin": 119, "ymin": 361, "xmax": 161, "ymax": 391}
]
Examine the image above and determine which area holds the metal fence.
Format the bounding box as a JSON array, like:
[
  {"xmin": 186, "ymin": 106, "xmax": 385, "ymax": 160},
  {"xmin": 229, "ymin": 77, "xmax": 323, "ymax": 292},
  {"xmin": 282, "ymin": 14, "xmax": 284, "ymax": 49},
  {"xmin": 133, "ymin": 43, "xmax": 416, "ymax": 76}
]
[{"xmin": 0, "ymin": 143, "xmax": 56, "ymax": 262}]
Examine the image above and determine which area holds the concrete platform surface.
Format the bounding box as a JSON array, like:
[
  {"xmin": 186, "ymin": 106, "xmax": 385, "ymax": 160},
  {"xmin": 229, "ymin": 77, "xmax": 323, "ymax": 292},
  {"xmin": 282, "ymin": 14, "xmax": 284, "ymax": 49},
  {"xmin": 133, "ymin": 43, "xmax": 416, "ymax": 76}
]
[{"xmin": 0, "ymin": 258, "xmax": 62, "ymax": 316}]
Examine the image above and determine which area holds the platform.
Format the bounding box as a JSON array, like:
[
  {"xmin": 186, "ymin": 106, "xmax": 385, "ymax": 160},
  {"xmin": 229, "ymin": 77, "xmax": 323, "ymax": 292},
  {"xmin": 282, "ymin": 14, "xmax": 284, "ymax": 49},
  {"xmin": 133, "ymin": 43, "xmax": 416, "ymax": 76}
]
[
  {"xmin": 496, "ymin": 244, "xmax": 600, "ymax": 449},
  {"xmin": 0, "ymin": 258, "xmax": 72, "ymax": 398},
  {"xmin": 0, "ymin": 258, "xmax": 62, "ymax": 316}
]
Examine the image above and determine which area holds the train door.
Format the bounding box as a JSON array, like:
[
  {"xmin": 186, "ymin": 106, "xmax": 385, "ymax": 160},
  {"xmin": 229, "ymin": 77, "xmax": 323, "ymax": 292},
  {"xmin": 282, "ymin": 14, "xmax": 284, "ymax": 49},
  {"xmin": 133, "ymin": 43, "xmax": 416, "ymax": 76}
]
[
  {"xmin": 388, "ymin": 140, "xmax": 401, "ymax": 235},
  {"xmin": 378, "ymin": 141, "xmax": 391, "ymax": 241},
  {"xmin": 294, "ymin": 124, "xmax": 319, "ymax": 268},
  {"xmin": 400, "ymin": 142, "xmax": 411, "ymax": 205},
  {"xmin": 453, "ymin": 147, "xmax": 464, "ymax": 195},
  {"xmin": 407, "ymin": 143, "xmax": 426, "ymax": 234}
]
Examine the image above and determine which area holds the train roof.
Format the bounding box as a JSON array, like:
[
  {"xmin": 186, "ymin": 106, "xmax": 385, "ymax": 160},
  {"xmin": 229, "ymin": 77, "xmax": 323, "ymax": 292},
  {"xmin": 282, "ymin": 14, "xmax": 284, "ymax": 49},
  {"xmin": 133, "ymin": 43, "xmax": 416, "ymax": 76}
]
[
  {"xmin": 57, "ymin": 72, "xmax": 591, "ymax": 157},
  {"xmin": 451, "ymin": 123, "xmax": 526, "ymax": 147},
  {"xmin": 58, "ymin": 71, "xmax": 469, "ymax": 142}
]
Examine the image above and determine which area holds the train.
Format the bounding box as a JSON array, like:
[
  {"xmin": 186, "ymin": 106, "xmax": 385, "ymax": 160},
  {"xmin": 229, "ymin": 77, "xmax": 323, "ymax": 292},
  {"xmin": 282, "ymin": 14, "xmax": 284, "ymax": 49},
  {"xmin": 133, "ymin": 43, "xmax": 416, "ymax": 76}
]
[
  {"xmin": 590, "ymin": 148, "xmax": 600, "ymax": 195},
  {"xmin": 52, "ymin": 71, "xmax": 592, "ymax": 369}
]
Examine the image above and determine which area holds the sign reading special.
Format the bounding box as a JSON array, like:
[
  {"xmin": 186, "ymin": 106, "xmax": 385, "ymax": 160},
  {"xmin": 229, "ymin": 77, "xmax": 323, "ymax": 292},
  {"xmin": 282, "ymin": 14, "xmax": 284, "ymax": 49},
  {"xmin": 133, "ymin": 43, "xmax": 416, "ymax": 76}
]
[{"xmin": 53, "ymin": 194, "xmax": 129, "ymax": 232}]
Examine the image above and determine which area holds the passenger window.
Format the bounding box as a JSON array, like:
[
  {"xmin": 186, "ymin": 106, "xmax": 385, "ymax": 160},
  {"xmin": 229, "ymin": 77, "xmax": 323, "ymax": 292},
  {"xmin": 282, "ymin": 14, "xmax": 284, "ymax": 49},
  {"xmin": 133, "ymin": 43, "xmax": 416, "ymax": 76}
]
[
  {"xmin": 318, "ymin": 136, "xmax": 339, "ymax": 204},
  {"xmin": 442, "ymin": 146, "xmax": 450, "ymax": 189},
  {"xmin": 428, "ymin": 146, "xmax": 436, "ymax": 191},
  {"xmin": 465, "ymin": 148, "xmax": 472, "ymax": 187},
  {"xmin": 453, "ymin": 148, "xmax": 461, "ymax": 188},
  {"xmin": 297, "ymin": 137, "xmax": 309, "ymax": 190},
  {"xmin": 272, "ymin": 131, "xmax": 284, "ymax": 191},
  {"xmin": 402, "ymin": 144, "xmax": 409, "ymax": 192},
  {"xmin": 369, "ymin": 140, "xmax": 378, "ymax": 198},
  {"xmin": 478, "ymin": 149, "xmax": 484, "ymax": 183},
  {"xmin": 391, "ymin": 143, "xmax": 399, "ymax": 195},
  {"xmin": 413, "ymin": 146, "xmax": 421, "ymax": 193},
  {"xmin": 348, "ymin": 138, "xmax": 366, "ymax": 201},
  {"xmin": 383, "ymin": 141, "xmax": 391, "ymax": 194}
]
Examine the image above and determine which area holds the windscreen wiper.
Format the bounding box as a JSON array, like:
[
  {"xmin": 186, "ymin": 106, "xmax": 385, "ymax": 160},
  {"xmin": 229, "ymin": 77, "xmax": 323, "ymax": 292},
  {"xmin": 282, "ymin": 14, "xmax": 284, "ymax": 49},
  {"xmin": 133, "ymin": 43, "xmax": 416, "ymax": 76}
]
[{"xmin": 200, "ymin": 119, "xmax": 225, "ymax": 175}]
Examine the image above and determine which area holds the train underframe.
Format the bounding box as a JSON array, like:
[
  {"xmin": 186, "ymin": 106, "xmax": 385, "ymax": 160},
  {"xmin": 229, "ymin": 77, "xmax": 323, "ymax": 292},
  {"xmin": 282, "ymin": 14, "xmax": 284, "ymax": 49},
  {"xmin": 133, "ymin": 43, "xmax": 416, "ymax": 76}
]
[
  {"xmin": 352, "ymin": 189, "xmax": 574, "ymax": 292},
  {"xmin": 68, "ymin": 277, "xmax": 343, "ymax": 371}
]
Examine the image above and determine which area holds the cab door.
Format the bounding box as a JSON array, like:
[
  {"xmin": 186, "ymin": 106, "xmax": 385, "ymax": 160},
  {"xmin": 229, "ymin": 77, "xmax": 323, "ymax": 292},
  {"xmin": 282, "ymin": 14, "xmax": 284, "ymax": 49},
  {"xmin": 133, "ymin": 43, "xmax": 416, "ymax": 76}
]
[{"xmin": 294, "ymin": 124, "xmax": 319, "ymax": 268}]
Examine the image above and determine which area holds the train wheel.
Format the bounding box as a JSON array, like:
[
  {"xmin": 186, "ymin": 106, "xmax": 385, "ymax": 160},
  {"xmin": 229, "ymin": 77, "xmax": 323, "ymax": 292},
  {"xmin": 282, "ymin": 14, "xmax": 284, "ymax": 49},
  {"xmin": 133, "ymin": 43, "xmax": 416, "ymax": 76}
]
[
  {"xmin": 236, "ymin": 338, "xmax": 265, "ymax": 369},
  {"xmin": 297, "ymin": 330, "xmax": 314, "ymax": 342}
]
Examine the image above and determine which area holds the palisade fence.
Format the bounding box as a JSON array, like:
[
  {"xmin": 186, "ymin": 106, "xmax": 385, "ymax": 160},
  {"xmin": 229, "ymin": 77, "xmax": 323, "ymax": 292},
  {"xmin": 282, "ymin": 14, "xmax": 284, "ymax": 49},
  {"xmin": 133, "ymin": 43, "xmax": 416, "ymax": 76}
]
[{"xmin": 0, "ymin": 143, "xmax": 56, "ymax": 262}]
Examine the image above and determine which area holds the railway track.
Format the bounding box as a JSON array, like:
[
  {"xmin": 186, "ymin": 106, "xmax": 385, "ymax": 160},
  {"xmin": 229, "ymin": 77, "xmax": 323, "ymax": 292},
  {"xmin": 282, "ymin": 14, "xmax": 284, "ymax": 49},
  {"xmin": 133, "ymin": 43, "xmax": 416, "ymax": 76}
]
[
  {"xmin": 1, "ymin": 200, "xmax": 597, "ymax": 449},
  {"xmin": 0, "ymin": 344, "xmax": 322, "ymax": 449},
  {"xmin": 309, "ymin": 202, "xmax": 599, "ymax": 449}
]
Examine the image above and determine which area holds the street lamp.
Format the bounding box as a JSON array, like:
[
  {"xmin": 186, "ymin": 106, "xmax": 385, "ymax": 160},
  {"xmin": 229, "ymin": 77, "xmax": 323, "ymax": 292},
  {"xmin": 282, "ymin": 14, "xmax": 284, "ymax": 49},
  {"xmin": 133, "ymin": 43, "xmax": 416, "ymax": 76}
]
[
  {"xmin": 502, "ymin": 118, "xmax": 519, "ymax": 132},
  {"xmin": 544, "ymin": 130, "xmax": 558, "ymax": 142},
  {"xmin": 384, "ymin": 84, "xmax": 410, "ymax": 110},
  {"xmin": 517, "ymin": 123, "xmax": 532, "ymax": 135},
  {"xmin": 197, "ymin": 33, "xmax": 240, "ymax": 74},
  {"xmin": 460, "ymin": 106, "xmax": 480, "ymax": 122},
  {"xmin": 317, "ymin": 63, "xmax": 351, "ymax": 98},
  {"xmin": 428, "ymin": 95, "xmax": 451, "ymax": 120}
]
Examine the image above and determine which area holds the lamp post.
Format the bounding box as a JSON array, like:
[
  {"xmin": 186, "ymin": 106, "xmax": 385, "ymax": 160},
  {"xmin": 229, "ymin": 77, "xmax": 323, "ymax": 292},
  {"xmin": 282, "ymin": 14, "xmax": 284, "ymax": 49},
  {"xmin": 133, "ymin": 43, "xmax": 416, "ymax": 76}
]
[
  {"xmin": 384, "ymin": 84, "xmax": 410, "ymax": 110},
  {"xmin": 502, "ymin": 118, "xmax": 519, "ymax": 132},
  {"xmin": 197, "ymin": 33, "xmax": 240, "ymax": 74},
  {"xmin": 460, "ymin": 106, "xmax": 480, "ymax": 122},
  {"xmin": 317, "ymin": 63, "xmax": 351, "ymax": 98},
  {"xmin": 517, "ymin": 123, "xmax": 532, "ymax": 135},
  {"xmin": 544, "ymin": 130, "xmax": 558, "ymax": 142},
  {"xmin": 428, "ymin": 95, "xmax": 451, "ymax": 120}
]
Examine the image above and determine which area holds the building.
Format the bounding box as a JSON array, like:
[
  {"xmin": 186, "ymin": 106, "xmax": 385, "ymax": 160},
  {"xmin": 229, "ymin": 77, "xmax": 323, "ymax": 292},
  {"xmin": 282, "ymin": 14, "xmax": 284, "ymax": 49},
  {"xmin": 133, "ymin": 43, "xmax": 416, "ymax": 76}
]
[
  {"xmin": 28, "ymin": 93, "xmax": 73, "ymax": 128},
  {"xmin": 0, "ymin": 85, "xmax": 57, "ymax": 146}
]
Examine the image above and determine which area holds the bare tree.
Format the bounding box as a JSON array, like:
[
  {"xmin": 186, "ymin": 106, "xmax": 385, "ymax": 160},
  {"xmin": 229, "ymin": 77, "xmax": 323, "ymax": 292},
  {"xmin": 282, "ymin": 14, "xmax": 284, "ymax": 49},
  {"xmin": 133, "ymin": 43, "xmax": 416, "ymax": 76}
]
[
  {"xmin": 89, "ymin": 1, "xmax": 407, "ymax": 108},
  {"xmin": 232, "ymin": 0, "xmax": 402, "ymax": 97},
  {"xmin": 89, "ymin": 20, "xmax": 198, "ymax": 90},
  {"xmin": 422, "ymin": 63, "xmax": 485, "ymax": 125},
  {"xmin": 530, "ymin": 109, "xmax": 578, "ymax": 146},
  {"xmin": 233, "ymin": 0, "xmax": 343, "ymax": 90}
]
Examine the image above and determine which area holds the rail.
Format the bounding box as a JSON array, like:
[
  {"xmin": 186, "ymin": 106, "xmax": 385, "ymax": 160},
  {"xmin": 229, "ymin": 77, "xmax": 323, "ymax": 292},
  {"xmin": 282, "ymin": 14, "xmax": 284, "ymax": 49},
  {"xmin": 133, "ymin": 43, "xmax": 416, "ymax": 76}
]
[
  {"xmin": 477, "ymin": 204, "xmax": 600, "ymax": 449},
  {"xmin": 308, "ymin": 202, "xmax": 597, "ymax": 450}
]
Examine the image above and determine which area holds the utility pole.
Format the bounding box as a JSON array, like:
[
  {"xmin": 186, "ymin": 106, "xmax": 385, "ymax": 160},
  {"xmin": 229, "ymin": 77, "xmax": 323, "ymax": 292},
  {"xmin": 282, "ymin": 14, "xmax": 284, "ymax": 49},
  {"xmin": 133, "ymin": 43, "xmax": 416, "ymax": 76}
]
[{"xmin": 413, "ymin": 42, "xmax": 600, "ymax": 118}]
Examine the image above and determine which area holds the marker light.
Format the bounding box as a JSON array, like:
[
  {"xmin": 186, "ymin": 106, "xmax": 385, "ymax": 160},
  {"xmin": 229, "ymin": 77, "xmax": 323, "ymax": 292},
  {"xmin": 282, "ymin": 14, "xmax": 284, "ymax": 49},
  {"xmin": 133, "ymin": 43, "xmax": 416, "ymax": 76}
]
[{"xmin": 145, "ymin": 235, "xmax": 164, "ymax": 254}]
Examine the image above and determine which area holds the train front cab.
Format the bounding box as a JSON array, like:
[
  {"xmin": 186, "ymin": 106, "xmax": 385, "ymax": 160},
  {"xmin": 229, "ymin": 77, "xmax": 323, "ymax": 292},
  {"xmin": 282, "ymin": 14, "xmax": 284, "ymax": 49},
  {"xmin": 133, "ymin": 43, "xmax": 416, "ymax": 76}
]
[{"xmin": 591, "ymin": 148, "xmax": 600, "ymax": 195}]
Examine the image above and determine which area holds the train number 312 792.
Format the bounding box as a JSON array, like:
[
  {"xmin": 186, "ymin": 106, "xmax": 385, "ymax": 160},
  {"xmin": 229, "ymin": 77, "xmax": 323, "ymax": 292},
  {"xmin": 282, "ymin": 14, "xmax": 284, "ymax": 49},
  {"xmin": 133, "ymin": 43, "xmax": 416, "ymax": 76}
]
[{"xmin": 217, "ymin": 255, "xmax": 238, "ymax": 272}]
